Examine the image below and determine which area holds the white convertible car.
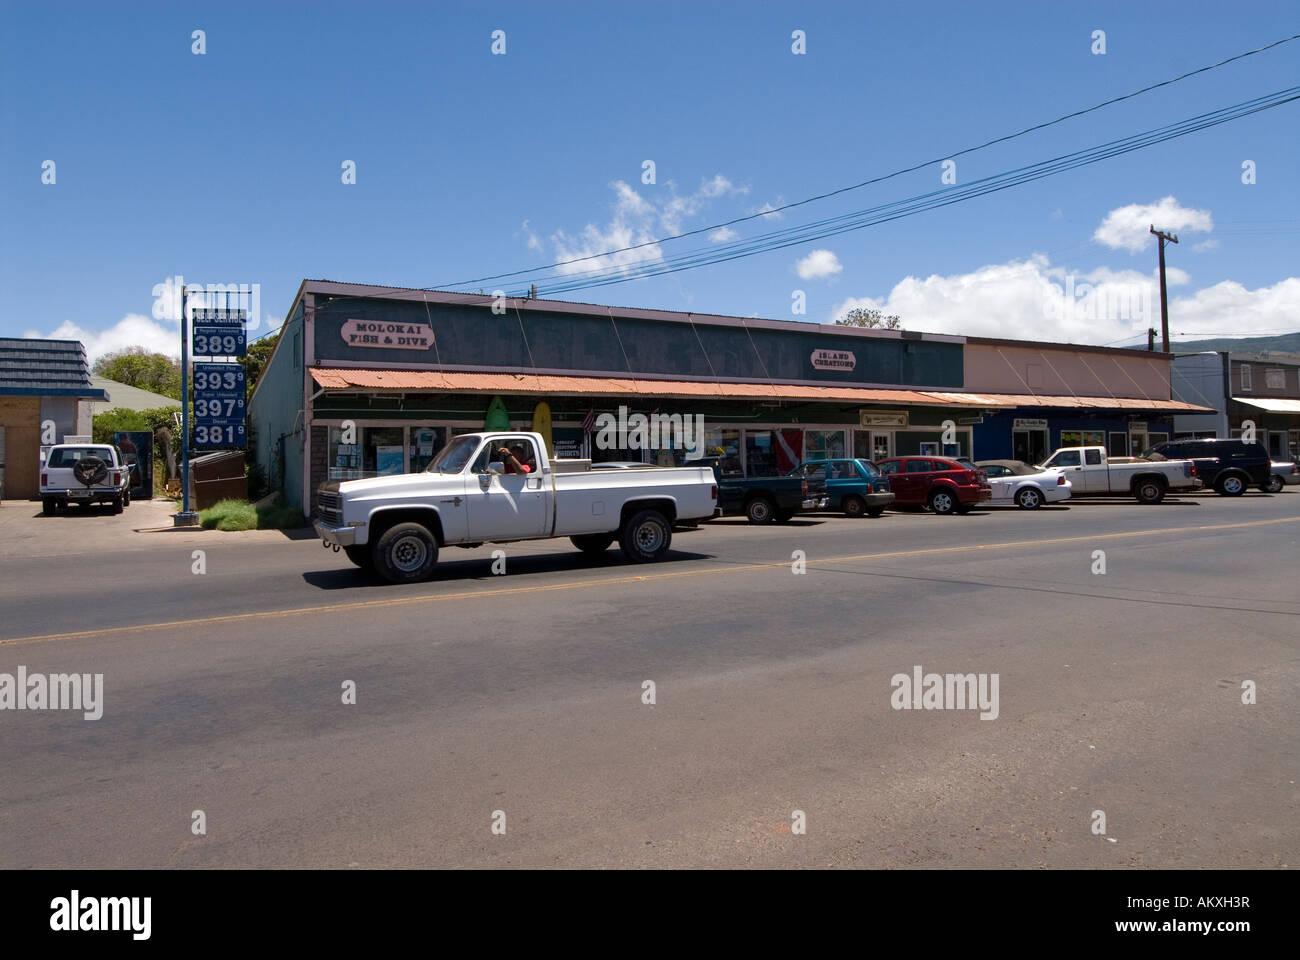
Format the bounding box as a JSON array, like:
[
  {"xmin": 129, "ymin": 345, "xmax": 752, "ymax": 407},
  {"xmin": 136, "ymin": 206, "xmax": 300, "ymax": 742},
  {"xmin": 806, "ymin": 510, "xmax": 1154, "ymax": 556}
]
[{"xmin": 975, "ymin": 459, "xmax": 1072, "ymax": 509}]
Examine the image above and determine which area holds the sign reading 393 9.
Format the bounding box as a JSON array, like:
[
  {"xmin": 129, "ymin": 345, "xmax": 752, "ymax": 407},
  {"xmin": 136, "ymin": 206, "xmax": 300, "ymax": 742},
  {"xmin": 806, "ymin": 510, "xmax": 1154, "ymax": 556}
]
[{"xmin": 193, "ymin": 363, "xmax": 245, "ymax": 396}]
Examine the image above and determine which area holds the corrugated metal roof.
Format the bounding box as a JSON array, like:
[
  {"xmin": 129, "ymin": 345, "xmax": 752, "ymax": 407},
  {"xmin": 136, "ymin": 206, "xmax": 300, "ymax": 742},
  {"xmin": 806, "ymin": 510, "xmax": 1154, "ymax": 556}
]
[
  {"xmin": 970, "ymin": 392, "xmax": 1213, "ymax": 412},
  {"xmin": 1232, "ymin": 396, "xmax": 1300, "ymax": 413},
  {"xmin": 309, "ymin": 369, "xmax": 1011, "ymax": 406},
  {"xmin": 309, "ymin": 369, "xmax": 1215, "ymax": 412}
]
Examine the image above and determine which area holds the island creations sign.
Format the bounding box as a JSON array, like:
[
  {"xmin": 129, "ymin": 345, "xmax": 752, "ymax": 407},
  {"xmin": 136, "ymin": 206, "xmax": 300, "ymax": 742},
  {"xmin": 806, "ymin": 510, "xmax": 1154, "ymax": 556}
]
[
  {"xmin": 810, "ymin": 348, "xmax": 856, "ymax": 371},
  {"xmin": 342, "ymin": 319, "xmax": 434, "ymax": 350}
]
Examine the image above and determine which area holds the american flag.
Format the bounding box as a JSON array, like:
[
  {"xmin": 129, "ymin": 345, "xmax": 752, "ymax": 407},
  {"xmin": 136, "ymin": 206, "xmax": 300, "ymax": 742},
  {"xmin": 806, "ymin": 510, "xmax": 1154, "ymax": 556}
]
[{"xmin": 581, "ymin": 407, "xmax": 595, "ymax": 434}]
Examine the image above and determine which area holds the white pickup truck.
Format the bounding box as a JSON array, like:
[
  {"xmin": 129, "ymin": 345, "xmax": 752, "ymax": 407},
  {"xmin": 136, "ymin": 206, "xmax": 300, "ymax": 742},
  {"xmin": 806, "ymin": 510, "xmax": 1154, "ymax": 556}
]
[
  {"xmin": 40, "ymin": 443, "xmax": 132, "ymax": 515},
  {"xmin": 314, "ymin": 431, "xmax": 718, "ymax": 582},
  {"xmin": 1037, "ymin": 446, "xmax": 1201, "ymax": 504}
]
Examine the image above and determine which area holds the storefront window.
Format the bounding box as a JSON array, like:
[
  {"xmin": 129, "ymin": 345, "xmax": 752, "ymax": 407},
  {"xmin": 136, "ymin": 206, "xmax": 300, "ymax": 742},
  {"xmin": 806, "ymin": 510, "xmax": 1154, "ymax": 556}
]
[
  {"xmin": 328, "ymin": 426, "xmax": 363, "ymax": 481},
  {"xmin": 364, "ymin": 427, "xmax": 406, "ymax": 476},
  {"xmin": 745, "ymin": 430, "xmax": 779, "ymax": 477},
  {"xmin": 1060, "ymin": 430, "xmax": 1104, "ymax": 448},
  {"xmin": 409, "ymin": 426, "xmax": 446, "ymax": 473},
  {"xmin": 702, "ymin": 427, "xmax": 742, "ymax": 476},
  {"xmin": 805, "ymin": 429, "xmax": 846, "ymax": 461}
]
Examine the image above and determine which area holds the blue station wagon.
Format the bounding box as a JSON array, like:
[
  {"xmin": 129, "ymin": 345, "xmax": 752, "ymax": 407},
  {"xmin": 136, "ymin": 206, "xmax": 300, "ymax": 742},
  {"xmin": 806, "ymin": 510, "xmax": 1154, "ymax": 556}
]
[{"xmin": 789, "ymin": 458, "xmax": 896, "ymax": 518}]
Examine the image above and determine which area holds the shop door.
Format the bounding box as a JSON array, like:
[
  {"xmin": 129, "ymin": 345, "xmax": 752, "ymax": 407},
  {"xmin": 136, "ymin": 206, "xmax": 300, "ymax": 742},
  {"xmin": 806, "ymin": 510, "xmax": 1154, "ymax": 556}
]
[
  {"xmin": 1129, "ymin": 428, "xmax": 1147, "ymax": 457},
  {"xmin": 466, "ymin": 436, "xmax": 549, "ymax": 540},
  {"xmin": 1012, "ymin": 429, "xmax": 1048, "ymax": 465}
]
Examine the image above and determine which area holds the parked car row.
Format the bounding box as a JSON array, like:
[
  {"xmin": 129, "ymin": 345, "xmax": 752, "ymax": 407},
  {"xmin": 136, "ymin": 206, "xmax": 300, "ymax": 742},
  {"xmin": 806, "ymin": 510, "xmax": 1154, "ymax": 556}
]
[
  {"xmin": 312, "ymin": 430, "xmax": 1293, "ymax": 583},
  {"xmin": 709, "ymin": 438, "xmax": 1288, "ymax": 522}
]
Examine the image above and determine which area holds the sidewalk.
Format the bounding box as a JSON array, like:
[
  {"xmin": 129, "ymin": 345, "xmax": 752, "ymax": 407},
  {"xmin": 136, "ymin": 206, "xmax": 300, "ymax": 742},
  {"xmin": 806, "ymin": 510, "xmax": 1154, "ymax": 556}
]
[{"xmin": 0, "ymin": 497, "xmax": 307, "ymax": 560}]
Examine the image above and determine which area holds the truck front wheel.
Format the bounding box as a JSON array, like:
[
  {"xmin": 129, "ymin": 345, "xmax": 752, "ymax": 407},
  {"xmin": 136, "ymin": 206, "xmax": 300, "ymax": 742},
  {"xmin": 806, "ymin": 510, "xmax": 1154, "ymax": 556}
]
[
  {"xmin": 1135, "ymin": 479, "xmax": 1165, "ymax": 504},
  {"xmin": 619, "ymin": 509, "xmax": 672, "ymax": 563},
  {"xmin": 374, "ymin": 522, "xmax": 439, "ymax": 583},
  {"xmin": 343, "ymin": 545, "xmax": 375, "ymax": 571}
]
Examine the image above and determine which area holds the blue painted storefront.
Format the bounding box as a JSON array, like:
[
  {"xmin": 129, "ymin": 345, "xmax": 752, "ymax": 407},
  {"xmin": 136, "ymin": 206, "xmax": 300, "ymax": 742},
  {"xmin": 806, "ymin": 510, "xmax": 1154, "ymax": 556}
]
[{"xmin": 974, "ymin": 410, "xmax": 1175, "ymax": 462}]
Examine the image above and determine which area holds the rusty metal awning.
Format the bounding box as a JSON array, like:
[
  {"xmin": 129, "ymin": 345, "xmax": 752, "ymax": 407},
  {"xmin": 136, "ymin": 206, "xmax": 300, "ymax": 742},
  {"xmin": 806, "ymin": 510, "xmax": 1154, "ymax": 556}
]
[{"xmin": 308, "ymin": 369, "xmax": 1212, "ymax": 412}]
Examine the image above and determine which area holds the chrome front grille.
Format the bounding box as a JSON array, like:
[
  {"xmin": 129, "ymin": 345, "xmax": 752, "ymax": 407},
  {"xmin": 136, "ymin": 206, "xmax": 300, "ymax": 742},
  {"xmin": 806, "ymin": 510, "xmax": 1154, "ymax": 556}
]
[{"xmin": 318, "ymin": 491, "xmax": 343, "ymax": 525}]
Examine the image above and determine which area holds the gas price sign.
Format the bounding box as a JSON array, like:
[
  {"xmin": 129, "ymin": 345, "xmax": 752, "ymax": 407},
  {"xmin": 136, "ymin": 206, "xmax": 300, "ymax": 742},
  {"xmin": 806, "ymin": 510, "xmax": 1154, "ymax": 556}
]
[
  {"xmin": 192, "ymin": 307, "xmax": 247, "ymax": 358},
  {"xmin": 193, "ymin": 362, "xmax": 247, "ymax": 449}
]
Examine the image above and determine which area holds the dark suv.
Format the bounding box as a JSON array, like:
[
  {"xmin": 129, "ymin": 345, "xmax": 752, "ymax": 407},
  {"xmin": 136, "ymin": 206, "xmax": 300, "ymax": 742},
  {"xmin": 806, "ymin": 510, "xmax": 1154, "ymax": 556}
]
[{"xmin": 1142, "ymin": 439, "xmax": 1271, "ymax": 496}]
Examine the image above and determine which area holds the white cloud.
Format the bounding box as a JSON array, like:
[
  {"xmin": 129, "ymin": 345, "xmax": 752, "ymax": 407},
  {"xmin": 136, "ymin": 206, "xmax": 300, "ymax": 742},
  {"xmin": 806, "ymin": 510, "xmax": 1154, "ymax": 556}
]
[
  {"xmin": 23, "ymin": 314, "xmax": 180, "ymax": 365},
  {"xmin": 709, "ymin": 226, "xmax": 738, "ymax": 243},
  {"xmin": 1193, "ymin": 238, "xmax": 1219, "ymax": 253},
  {"xmin": 795, "ymin": 249, "xmax": 843, "ymax": 280},
  {"xmin": 1094, "ymin": 196, "xmax": 1213, "ymax": 253},
  {"xmin": 548, "ymin": 175, "xmax": 747, "ymax": 278},
  {"xmin": 755, "ymin": 201, "xmax": 783, "ymax": 220},
  {"xmin": 829, "ymin": 254, "xmax": 1300, "ymax": 346}
]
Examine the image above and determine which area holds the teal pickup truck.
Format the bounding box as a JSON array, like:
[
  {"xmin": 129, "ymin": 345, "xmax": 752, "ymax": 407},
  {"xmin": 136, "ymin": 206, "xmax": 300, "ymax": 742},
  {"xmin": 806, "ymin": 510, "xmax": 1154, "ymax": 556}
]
[{"xmin": 791, "ymin": 458, "xmax": 895, "ymax": 518}]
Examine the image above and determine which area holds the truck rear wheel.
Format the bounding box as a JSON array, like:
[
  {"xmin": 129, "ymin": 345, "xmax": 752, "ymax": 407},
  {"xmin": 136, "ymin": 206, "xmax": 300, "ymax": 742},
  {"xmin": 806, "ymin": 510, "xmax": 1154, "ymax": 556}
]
[
  {"xmin": 374, "ymin": 522, "xmax": 439, "ymax": 583},
  {"xmin": 745, "ymin": 496, "xmax": 776, "ymax": 524},
  {"xmin": 619, "ymin": 509, "xmax": 672, "ymax": 563},
  {"xmin": 41, "ymin": 498, "xmax": 56, "ymax": 517},
  {"xmin": 111, "ymin": 495, "xmax": 124, "ymax": 515},
  {"xmin": 1135, "ymin": 479, "xmax": 1165, "ymax": 504},
  {"xmin": 571, "ymin": 533, "xmax": 615, "ymax": 556}
]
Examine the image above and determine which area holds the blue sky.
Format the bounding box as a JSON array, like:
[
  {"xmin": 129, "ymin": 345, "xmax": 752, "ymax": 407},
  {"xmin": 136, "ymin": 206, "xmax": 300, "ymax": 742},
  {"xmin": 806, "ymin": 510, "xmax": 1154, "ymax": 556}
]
[{"xmin": 2, "ymin": 0, "xmax": 1297, "ymax": 360}]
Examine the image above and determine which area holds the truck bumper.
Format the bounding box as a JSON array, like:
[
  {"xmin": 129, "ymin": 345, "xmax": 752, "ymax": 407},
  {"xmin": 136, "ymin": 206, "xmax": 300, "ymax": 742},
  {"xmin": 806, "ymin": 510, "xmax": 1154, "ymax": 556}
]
[
  {"xmin": 314, "ymin": 520, "xmax": 357, "ymax": 548},
  {"xmin": 802, "ymin": 497, "xmax": 829, "ymax": 510},
  {"xmin": 42, "ymin": 488, "xmax": 122, "ymax": 503}
]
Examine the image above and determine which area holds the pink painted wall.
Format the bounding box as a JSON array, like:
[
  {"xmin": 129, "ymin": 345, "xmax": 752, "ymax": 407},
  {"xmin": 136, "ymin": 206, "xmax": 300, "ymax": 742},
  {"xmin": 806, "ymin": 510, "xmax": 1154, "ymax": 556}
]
[{"xmin": 963, "ymin": 343, "xmax": 1173, "ymax": 399}]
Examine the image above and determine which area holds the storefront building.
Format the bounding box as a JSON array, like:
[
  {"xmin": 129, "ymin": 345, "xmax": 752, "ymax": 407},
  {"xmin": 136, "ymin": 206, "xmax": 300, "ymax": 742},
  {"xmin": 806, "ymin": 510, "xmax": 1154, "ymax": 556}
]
[
  {"xmin": 1172, "ymin": 351, "xmax": 1300, "ymax": 457},
  {"xmin": 0, "ymin": 338, "xmax": 106, "ymax": 500},
  {"xmin": 249, "ymin": 282, "xmax": 1210, "ymax": 515}
]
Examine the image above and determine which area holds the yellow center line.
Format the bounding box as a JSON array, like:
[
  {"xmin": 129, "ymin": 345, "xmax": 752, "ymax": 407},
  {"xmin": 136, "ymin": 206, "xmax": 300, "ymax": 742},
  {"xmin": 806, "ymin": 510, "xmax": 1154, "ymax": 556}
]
[{"xmin": 2, "ymin": 516, "xmax": 1294, "ymax": 647}]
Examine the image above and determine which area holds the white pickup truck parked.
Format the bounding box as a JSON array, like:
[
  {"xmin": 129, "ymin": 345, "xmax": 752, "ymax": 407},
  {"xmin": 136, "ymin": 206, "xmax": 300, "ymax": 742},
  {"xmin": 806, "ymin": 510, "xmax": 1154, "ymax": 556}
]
[
  {"xmin": 40, "ymin": 443, "xmax": 132, "ymax": 515},
  {"xmin": 1037, "ymin": 446, "xmax": 1200, "ymax": 504},
  {"xmin": 314, "ymin": 431, "xmax": 718, "ymax": 582}
]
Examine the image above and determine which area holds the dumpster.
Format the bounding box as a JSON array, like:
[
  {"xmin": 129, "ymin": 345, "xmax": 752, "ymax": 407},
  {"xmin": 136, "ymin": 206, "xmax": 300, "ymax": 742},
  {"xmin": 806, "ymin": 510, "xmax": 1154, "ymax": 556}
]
[{"xmin": 189, "ymin": 451, "xmax": 246, "ymax": 510}]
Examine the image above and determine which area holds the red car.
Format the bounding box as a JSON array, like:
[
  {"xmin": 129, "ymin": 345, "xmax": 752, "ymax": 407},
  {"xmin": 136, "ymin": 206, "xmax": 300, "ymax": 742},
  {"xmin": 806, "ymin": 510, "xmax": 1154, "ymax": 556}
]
[{"xmin": 876, "ymin": 456, "xmax": 992, "ymax": 515}]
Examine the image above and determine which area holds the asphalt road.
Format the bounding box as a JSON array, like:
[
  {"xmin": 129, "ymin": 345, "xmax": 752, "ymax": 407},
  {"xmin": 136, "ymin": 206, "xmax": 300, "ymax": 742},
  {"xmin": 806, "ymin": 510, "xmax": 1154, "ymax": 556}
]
[{"xmin": 1, "ymin": 492, "xmax": 1296, "ymax": 868}]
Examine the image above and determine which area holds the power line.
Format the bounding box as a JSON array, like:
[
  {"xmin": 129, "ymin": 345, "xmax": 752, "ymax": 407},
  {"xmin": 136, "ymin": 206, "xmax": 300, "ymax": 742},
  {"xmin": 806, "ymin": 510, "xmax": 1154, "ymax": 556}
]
[
  {"xmin": 433, "ymin": 33, "xmax": 1300, "ymax": 291},
  {"xmin": 523, "ymin": 87, "xmax": 1300, "ymax": 297}
]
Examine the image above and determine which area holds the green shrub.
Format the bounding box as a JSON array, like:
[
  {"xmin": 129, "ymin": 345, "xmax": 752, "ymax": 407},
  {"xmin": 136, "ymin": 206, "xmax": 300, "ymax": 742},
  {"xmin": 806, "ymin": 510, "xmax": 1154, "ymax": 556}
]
[
  {"xmin": 198, "ymin": 499, "xmax": 257, "ymax": 531},
  {"xmin": 198, "ymin": 498, "xmax": 305, "ymax": 531}
]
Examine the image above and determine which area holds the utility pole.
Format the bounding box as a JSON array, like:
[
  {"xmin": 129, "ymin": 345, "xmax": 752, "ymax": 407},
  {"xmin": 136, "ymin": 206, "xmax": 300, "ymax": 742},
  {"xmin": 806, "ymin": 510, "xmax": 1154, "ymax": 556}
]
[{"xmin": 1150, "ymin": 225, "xmax": 1179, "ymax": 353}]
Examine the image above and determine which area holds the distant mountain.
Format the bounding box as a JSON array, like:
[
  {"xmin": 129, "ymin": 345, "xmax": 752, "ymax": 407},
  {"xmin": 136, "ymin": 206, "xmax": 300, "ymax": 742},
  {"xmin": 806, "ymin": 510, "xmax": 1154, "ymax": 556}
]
[{"xmin": 1169, "ymin": 332, "xmax": 1300, "ymax": 357}]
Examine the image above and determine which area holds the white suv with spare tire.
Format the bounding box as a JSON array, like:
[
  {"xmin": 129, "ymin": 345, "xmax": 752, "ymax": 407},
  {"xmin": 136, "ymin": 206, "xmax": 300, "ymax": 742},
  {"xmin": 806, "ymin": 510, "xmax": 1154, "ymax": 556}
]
[{"xmin": 40, "ymin": 444, "xmax": 132, "ymax": 515}]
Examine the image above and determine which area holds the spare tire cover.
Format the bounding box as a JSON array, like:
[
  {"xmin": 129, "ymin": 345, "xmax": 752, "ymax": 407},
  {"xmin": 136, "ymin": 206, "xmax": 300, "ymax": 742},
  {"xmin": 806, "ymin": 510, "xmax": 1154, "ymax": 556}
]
[{"xmin": 73, "ymin": 456, "xmax": 109, "ymax": 486}]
